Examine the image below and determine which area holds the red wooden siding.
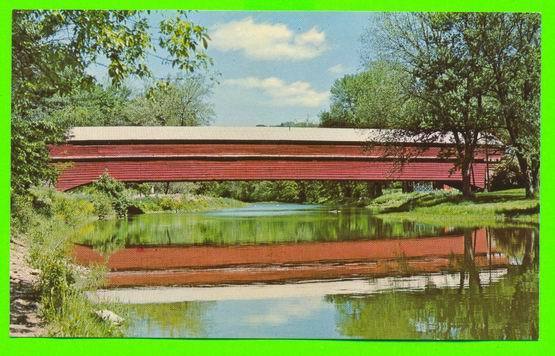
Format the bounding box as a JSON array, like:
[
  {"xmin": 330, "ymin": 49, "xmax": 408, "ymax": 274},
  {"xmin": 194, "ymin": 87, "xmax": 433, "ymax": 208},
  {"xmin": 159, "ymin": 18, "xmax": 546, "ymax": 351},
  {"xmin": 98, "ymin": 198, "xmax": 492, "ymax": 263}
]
[
  {"xmin": 50, "ymin": 142, "xmax": 498, "ymax": 191},
  {"xmin": 50, "ymin": 143, "xmax": 502, "ymax": 161}
]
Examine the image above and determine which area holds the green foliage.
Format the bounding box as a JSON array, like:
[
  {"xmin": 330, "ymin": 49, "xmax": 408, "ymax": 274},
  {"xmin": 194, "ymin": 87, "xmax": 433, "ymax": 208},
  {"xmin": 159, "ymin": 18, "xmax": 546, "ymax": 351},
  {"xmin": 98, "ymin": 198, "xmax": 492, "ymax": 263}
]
[
  {"xmin": 158, "ymin": 197, "xmax": 181, "ymax": 211},
  {"xmin": 12, "ymin": 10, "xmax": 211, "ymax": 113},
  {"xmin": 127, "ymin": 76, "xmax": 214, "ymax": 126},
  {"xmin": 134, "ymin": 194, "xmax": 245, "ymax": 214},
  {"xmin": 92, "ymin": 173, "xmax": 130, "ymax": 218},
  {"xmin": 11, "ymin": 117, "xmax": 67, "ymax": 196},
  {"xmin": 14, "ymin": 191, "xmax": 124, "ymax": 337},
  {"xmin": 11, "ymin": 10, "xmax": 212, "ymax": 198},
  {"xmin": 45, "ymin": 85, "xmax": 133, "ymax": 126},
  {"xmin": 490, "ymin": 157, "xmax": 522, "ymax": 191},
  {"xmin": 364, "ymin": 13, "xmax": 540, "ymax": 197},
  {"xmin": 89, "ymin": 192, "xmax": 115, "ymax": 220},
  {"xmin": 189, "ymin": 181, "xmax": 382, "ymax": 205},
  {"xmin": 320, "ymin": 61, "xmax": 415, "ymax": 129},
  {"xmin": 477, "ymin": 14, "xmax": 540, "ymax": 197},
  {"xmin": 10, "ymin": 194, "xmax": 36, "ymax": 235}
]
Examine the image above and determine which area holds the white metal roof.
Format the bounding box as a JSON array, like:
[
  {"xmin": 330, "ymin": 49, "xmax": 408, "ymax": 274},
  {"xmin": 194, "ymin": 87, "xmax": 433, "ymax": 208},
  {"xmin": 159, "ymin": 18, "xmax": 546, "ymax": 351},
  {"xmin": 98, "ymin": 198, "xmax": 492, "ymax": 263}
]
[{"xmin": 67, "ymin": 126, "xmax": 474, "ymax": 144}]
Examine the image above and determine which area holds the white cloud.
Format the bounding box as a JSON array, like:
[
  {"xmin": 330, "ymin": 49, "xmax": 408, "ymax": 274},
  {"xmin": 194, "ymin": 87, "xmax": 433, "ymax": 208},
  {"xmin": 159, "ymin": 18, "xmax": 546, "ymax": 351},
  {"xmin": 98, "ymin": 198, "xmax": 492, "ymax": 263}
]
[
  {"xmin": 242, "ymin": 299, "xmax": 325, "ymax": 326},
  {"xmin": 327, "ymin": 64, "xmax": 348, "ymax": 75},
  {"xmin": 224, "ymin": 76, "xmax": 329, "ymax": 108},
  {"xmin": 210, "ymin": 17, "xmax": 328, "ymax": 61}
]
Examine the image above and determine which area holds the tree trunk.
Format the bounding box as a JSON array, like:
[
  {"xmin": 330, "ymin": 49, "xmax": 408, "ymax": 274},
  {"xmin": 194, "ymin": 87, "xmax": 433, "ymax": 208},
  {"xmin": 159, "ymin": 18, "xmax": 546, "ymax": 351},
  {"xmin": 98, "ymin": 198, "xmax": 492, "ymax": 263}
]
[
  {"xmin": 164, "ymin": 182, "xmax": 171, "ymax": 194},
  {"xmin": 515, "ymin": 152, "xmax": 539, "ymax": 198},
  {"xmin": 401, "ymin": 181, "xmax": 413, "ymax": 193},
  {"xmin": 367, "ymin": 182, "xmax": 383, "ymax": 199},
  {"xmin": 461, "ymin": 159, "xmax": 474, "ymax": 198},
  {"xmin": 342, "ymin": 182, "xmax": 353, "ymax": 199}
]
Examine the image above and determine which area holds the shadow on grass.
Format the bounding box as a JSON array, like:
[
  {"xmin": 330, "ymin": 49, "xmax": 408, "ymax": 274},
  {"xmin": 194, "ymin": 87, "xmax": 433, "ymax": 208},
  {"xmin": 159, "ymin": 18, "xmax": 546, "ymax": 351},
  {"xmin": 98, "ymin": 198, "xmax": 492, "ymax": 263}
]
[{"xmin": 374, "ymin": 189, "xmax": 536, "ymax": 214}]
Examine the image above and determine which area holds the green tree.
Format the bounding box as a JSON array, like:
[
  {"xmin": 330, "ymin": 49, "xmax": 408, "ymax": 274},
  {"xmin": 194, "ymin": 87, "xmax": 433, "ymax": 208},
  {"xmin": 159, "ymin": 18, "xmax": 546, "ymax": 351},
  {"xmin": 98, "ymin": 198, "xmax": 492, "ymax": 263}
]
[
  {"xmin": 44, "ymin": 85, "xmax": 133, "ymax": 126},
  {"xmin": 11, "ymin": 10, "xmax": 211, "ymax": 196},
  {"xmin": 478, "ymin": 14, "xmax": 540, "ymax": 198},
  {"xmin": 320, "ymin": 61, "xmax": 414, "ymax": 129},
  {"xmin": 369, "ymin": 13, "xmax": 501, "ymax": 197},
  {"xmin": 127, "ymin": 76, "xmax": 215, "ymax": 126},
  {"xmin": 365, "ymin": 13, "xmax": 540, "ymax": 198}
]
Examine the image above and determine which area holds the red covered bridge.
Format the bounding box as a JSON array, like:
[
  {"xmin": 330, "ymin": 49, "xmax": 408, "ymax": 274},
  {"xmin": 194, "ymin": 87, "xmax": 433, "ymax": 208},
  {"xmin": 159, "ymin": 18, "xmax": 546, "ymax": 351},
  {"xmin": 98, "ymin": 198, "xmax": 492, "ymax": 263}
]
[{"xmin": 49, "ymin": 126, "xmax": 502, "ymax": 191}]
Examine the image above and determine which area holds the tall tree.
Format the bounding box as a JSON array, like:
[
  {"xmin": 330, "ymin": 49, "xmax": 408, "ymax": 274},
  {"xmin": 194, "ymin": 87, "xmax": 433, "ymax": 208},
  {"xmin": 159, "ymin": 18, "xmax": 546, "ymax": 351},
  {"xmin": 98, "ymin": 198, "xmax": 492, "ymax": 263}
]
[
  {"xmin": 127, "ymin": 76, "xmax": 215, "ymax": 126},
  {"xmin": 366, "ymin": 13, "xmax": 541, "ymax": 197},
  {"xmin": 11, "ymin": 10, "xmax": 211, "ymax": 195},
  {"xmin": 478, "ymin": 14, "xmax": 540, "ymax": 198},
  {"xmin": 320, "ymin": 61, "xmax": 414, "ymax": 129},
  {"xmin": 368, "ymin": 13, "xmax": 500, "ymax": 197}
]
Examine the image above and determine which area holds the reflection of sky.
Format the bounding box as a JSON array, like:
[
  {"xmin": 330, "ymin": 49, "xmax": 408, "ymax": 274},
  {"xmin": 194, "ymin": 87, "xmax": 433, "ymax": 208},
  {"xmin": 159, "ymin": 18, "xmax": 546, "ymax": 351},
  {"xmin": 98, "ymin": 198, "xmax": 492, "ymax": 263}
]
[
  {"xmin": 127, "ymin": 297, "xmax": 342, "ymax": 338},
  {"xmin": 198, "ymin": 297, "xmax": 341, "ymax": 339},
  {"xmin": 121, "ymin": 268, "xmax": 515, "ymax": 339}
]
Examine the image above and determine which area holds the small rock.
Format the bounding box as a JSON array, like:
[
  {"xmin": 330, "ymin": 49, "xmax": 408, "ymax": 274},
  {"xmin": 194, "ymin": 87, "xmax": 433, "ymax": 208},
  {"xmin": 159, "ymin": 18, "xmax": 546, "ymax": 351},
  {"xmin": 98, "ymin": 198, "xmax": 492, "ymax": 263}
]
[
  {"xmin": 13, "ymin": 298, "xmax": 30, "ymax": 306},
  {"xmin": 94, "ymin": 309, "xmax": 124, "ymax": 325}
]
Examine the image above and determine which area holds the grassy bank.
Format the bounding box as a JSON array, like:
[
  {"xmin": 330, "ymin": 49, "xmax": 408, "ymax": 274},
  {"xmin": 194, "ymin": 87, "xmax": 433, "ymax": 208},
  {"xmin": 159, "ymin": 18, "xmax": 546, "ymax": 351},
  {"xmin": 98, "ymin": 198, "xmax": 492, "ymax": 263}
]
[
  {"xmin": 134, "ymin": 194, "xmax": 247, "ymax": 213},
  {"xmin": 367, "ymin": 188, "xmax": 539, "ymax": 227}
]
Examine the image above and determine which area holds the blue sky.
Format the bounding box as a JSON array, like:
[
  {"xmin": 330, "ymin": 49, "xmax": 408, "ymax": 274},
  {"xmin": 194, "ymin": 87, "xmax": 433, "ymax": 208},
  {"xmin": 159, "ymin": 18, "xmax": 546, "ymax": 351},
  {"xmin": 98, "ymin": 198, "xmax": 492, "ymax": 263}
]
[{"xmin": 90, "ymin": 11, "xmax": 377, "ymax": 126}]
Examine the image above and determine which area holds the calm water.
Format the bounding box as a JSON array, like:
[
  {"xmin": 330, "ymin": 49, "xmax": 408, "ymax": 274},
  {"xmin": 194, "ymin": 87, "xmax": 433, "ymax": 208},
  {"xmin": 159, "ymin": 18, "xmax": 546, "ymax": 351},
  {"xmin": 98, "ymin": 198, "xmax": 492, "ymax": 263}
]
[{"xmin": 74, "ymin": 203, "xmax": 539, "ymax": 340}]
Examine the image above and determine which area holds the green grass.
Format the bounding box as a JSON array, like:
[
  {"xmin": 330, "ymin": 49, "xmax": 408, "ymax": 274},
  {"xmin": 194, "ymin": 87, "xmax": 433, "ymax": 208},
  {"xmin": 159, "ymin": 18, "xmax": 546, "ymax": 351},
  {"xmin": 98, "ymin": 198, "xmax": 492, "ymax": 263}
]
[{"xmin": 368, "ymin": 188, "xmax": 539, "ymax": 227}]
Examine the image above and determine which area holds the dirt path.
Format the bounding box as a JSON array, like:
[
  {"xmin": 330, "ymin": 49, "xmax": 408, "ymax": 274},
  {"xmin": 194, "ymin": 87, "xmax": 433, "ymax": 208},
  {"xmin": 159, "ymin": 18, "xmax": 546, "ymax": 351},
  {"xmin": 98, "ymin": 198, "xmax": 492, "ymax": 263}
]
[{"xmin": 10, "ymin": 236, "xmax": 45, "ymax": 337}]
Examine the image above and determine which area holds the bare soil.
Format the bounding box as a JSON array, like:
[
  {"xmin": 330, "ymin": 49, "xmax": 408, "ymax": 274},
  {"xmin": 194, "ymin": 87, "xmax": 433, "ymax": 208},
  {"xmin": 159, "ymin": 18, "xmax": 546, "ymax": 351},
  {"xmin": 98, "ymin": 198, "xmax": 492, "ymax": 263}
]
[{"xmin": 10, "ymin": 236, "xmax": 45, "ymax": 337}]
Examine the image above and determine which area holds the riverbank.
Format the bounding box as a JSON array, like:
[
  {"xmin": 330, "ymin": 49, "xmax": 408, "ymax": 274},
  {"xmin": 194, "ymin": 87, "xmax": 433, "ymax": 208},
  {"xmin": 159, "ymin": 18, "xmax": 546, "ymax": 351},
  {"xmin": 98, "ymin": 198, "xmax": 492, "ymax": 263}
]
[
  {"xmin": 367, "ymin": 188, "xmax": 539, "ymax": 227},
  {"xmin": 134, "ymin": 194, "xmax": 247, "ymax": 213},
  {"xmin": 10, "ymin": 187, "xmax": 248, "ymax": 336}
]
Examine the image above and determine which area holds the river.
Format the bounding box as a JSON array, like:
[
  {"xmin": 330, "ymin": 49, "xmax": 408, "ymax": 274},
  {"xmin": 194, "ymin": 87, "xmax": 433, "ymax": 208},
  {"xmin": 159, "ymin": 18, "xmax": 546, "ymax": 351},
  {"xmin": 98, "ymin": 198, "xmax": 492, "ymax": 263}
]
[{"xmin": 72, "ymin": 203, "xmax": 539, "ymax": 340}]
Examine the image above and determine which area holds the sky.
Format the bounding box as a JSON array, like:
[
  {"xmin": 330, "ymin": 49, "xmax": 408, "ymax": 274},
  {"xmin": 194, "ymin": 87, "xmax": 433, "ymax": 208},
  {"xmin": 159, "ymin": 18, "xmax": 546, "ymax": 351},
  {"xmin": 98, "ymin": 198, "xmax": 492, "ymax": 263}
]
[{"xmin": 89, "ymin": 11, "xmax": 377, "ymax": 127}]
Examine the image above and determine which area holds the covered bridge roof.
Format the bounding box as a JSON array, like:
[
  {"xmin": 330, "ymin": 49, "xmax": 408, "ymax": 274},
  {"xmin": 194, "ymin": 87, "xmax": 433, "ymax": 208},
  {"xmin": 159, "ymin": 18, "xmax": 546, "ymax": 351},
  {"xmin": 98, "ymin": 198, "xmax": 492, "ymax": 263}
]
[{"xmin": 66, "ymin": 126, "xmax": 497, "ymax": 145}]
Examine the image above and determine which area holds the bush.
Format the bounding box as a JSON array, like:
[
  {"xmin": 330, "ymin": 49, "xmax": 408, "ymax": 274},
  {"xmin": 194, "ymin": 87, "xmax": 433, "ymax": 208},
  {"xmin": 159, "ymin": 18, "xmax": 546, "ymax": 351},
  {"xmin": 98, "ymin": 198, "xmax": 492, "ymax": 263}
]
[
  {"xmin": 29, "ymin": 187, "xmax": 54, "ymax": 216},
  {"xmin": 158, "ymin": 196, "xmax": 180, "ymax": 211},
  {"xmin": 23, "ymin": 205, "xmax": 125, "ymax": 337},
  {"xmin": 90, "ymin": 192, "xmax": 115, "ymax": 220},
  {"xmin": 490, "ymin": 157, "xmax": 522, "ymax": 191},
  {"xmin": 92, "ymin": 172, "xmax": 130, "ymax": 218},
  {"xmin": 11, "ymin": 193, "xmax": 35, "ymax": 234}
]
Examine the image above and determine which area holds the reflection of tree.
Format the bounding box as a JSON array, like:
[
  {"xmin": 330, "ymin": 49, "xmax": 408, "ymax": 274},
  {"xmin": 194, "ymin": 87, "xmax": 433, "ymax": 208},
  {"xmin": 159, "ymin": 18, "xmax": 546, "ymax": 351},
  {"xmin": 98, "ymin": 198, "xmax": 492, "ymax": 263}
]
[
  {"xmin": 128, "ymin": 301, "xmax": 215, "ymax": 338},
  {"xmin": 74, "ymin": 209, "xmax": 455, "ymax": 250},
  {"xmin": 326, "ymin": 227, "xmax": 539, "ymax": 340}
]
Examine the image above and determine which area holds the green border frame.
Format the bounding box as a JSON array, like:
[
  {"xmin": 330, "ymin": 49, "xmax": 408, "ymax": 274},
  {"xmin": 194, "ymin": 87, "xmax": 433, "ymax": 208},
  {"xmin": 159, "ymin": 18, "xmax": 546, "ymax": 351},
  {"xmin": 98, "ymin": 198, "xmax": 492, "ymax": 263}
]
[{"xmin": 1, "ymin": 0, "xmax": 552, "ymax": 354}]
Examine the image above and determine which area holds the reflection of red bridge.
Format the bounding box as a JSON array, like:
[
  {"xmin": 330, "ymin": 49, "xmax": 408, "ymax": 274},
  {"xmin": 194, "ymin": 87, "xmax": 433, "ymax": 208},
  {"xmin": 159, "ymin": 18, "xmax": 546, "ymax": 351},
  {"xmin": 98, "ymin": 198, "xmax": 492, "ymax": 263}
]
[
  {"xmin": 73, "ymin": 229, "xmax": 507, "ymax": 287},
  {"xmin": 50, "ymin": 127, "xmax": 502, "ymax": 191}
]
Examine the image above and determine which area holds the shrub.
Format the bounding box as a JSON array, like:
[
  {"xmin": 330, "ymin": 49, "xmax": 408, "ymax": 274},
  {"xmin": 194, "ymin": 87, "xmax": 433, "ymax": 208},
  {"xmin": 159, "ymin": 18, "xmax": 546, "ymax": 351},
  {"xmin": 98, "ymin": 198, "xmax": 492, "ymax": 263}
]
[
  {"xmin": 52, "ymin": 194, "xmax": 96, "ymax": 226},
  {"xmin": 90, "ymin": 192, "xmax": 115, "ymax": 220},
  {"xmin": 10, "ymin": 193, "xmax": 35, "ymax": 234},
  {"xmin": 158, "ymin": 196, "xmax": 180, "ymax": 211},
  {"xmin": 92, "ymin": 172, "xmax": 130, "ymax": 218}
]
